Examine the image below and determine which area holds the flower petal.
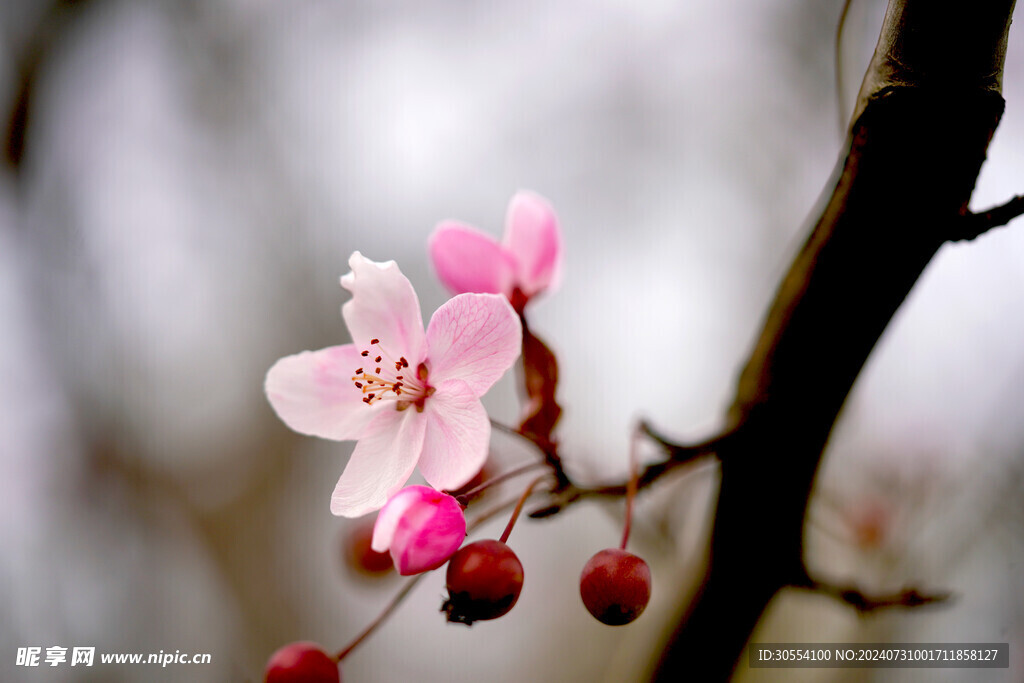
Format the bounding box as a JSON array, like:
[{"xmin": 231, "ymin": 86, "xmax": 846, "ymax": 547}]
[
  {"xmin": 417, "ymin": 380, "xmax": 490, "ymax": 492},
  {"xmin": 341, "ymin": 252, "xmax": 427, "ymax": 365},
  {"xmin": 425, "ymin": 293, "xmax": 521, "ymax": 396},
  {"xmin": 370, "ymin": 487, "xmax": 422, "ymax": 553},
  {"xmin": 265, "ymin": 344, "xmax": 380, "ymax": 441},
  {"xmin": 391, "ymin": 497, "xmax": 465, "ymax": 575},
  {"xmin": 503, "ymin": 190, "xmax": 562, "ymax": 296},
  {"xmin": 330, "ymin": 407, "xmax": 426, "ymax": 517},
  {"xmin": 372, "ymin": 486, "xmax": 466, "ymax": 575},
  {"xmin": 428, "ymin": 221, "xmax": 517, "ymax": 297}
]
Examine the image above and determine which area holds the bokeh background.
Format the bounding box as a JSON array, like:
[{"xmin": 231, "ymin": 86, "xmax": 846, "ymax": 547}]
[{"xmin": 2, "ymin": 1, "xmax": 1023, "ymax": 681}]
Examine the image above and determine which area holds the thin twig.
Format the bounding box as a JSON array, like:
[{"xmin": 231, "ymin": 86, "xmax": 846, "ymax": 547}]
[
  {"xmin": 335, "ymin": 573, "xmax": 425, "ymax": 662},
  {"xmin": 528, "ymin": 422, "xmax": 722, "ymax": 518},
  {"xmin": 793, "ymin": 574, "xmax": 952, "ymax": 613},
  {"xmin": 490, "ymin": 418, "xmax": 549, "ymax": 452},
  {"xmin": 953, "ymin": 194, "xmax": 1024, "ymax": 241},
  {"xmin": 492, "ymin": 417, "xmax": 571, "ymax": 492},
  {"xmin": 467, "ymin": 495, "xmax": 527, "ymax": 534},
  {"xmin": 620, "ymin": 424, "xmax": 640, "ymax": 550},
  {"xmin": 454, "ymin": 461, "xmax": 546, "ymax": 505},
  {"xmin": 639, "ymin": 419, "xmax": 735, "ymax": 463}
]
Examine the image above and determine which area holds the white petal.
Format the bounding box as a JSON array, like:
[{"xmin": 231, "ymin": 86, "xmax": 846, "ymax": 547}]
[
  {"xmin": 417, "ymin": 380, "xmax": 490, "ymax": 492},
  {"xmin": 330, "ymin": 407, "xmax": 426, "ymax": 517},
  {"xmin": 425, "ymin": 293, "xmax": 521, "ymax": 397},
  {"xmin": 264, "ymin": 344, "xmax": 380, "ymax": 441},
  {"xmin": 341, "ymin": 252, "xmax": 427, "ymax": 367},
  {"xmin": 370, "ymin": 486, "xmax": 421, "ymax": 552}
]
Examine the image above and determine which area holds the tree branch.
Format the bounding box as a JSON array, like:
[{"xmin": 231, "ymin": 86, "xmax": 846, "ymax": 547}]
[{"xmin": 651, "ymin": 1, "xmax": 1016, "ymax": 680}]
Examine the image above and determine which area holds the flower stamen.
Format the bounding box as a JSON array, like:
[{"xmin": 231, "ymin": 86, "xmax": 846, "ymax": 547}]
[{"xmin": 353, "ymin": 338, "xmax": 428, "ymax": 406}]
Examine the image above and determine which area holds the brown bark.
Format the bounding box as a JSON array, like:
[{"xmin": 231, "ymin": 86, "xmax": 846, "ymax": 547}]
[{"xmin": 652, "ymin": 1, "xmax": 1016, "ymax": 679}]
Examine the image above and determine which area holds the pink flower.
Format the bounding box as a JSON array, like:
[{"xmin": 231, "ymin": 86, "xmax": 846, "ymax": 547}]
[
  {"xmin": 265, "ymin": 252, "xmax": 521, "ymax": 517},
  {"xmin": 429, "ymin": 191, "xmax": 562, "ymax": 309},
  {"xmin": 372, "ymin": 486, "xmax": 466, "ymax": 575}
]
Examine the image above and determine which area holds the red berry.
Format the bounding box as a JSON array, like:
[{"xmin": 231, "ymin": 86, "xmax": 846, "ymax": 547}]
[
  {"xmin": 343, "ymin": 520, "xmax": 393, "ymax": 576},
  {"xmin": 579, "ymin": 548, "xmax": 651, "ymax": 625},
  {"xmin": 264, "ymin": 642, "xmax": 340, "ymax": 683},
  {"xmin": 442, "ymin": 539, "xmax": 524, "ymax": 625}
]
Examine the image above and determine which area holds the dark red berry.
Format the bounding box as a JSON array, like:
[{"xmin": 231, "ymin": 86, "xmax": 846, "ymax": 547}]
[
  {"xmin": 343, "ymin": 520, "xmax": 393, "ymax": 576},
  {"xmin": 442, "ymin": 539, "xmax": 524, "ymax": 625},
  {"xmin": 579, "ymin": 548, "xmax": 651, "ymax": 625},
  {"xmin": 264, "ymin": 642, "xmax": 340, "ymax": 683}
]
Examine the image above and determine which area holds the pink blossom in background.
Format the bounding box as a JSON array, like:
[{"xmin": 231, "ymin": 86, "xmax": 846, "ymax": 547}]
[
  {"xmin": 372, "ymin": 486, "xmax": 466, "ymax": 575},
  {"xmin": 265, "ymin": 252, "xmax": 521, "ymax": 517},
  {"xmin": 429, "ymin": 191, "xmax": 562, "ymax": 309}
]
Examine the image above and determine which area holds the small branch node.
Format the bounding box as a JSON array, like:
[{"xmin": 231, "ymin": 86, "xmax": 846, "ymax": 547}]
[
  {"xmin": 638, "ymin": 419, "xmax": 734, "ymax": 464},
  {"xmin": 795, "ymin": 573, "xmax": 953, "ymax": 613},
  {"xmin": 953, "ymin": 194, "xmax": 1024, "ymax": 241},
  {"xmin": 525, "ymin": 420, "xmax": 729, "ymax": 519}
]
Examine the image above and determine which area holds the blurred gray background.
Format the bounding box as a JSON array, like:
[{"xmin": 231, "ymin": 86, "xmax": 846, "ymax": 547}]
[{"xmin": 2, "ymin": 1, "xmax": 1022, "ymax": 681}]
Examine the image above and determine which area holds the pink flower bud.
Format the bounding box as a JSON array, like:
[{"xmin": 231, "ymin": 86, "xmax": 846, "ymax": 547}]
[
  {"xmin": 429, "ymin": 191, "xmax": 562, "ymax": 309},
  {"xmin": 371, "ymin": 486, "xmax": 466, "ymax": 575}
]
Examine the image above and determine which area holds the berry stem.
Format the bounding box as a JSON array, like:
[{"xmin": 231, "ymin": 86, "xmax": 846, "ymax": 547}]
[
  {"xmin": 489, "ymin": 418, "xmax": 548, "ymax": 451},
  {"xmin": 499, "ymin": 475, "xmax": 549, "ymax": 544},
  {"xmin": 335, "ymin": 573, "xmax": 425, "ymax": 662},
  {"xmin": 621, "ymin": 425, "xmax": 640, "ymax": 550},
  {"xmin": 455, "ymin": 461, "xmax": 546, "ymax": 505}
]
